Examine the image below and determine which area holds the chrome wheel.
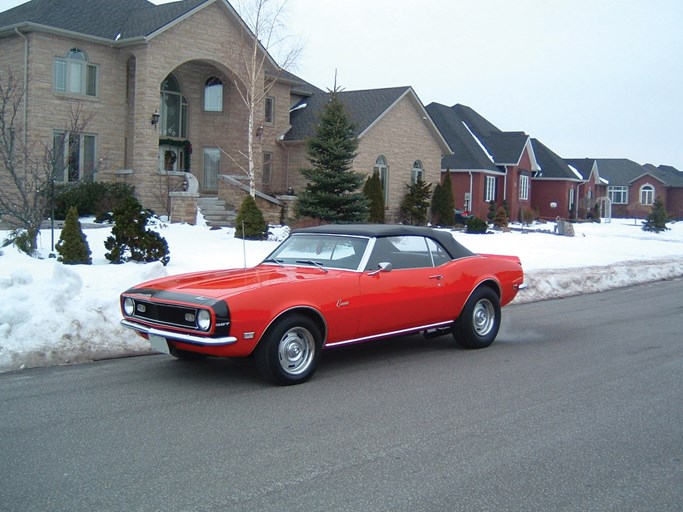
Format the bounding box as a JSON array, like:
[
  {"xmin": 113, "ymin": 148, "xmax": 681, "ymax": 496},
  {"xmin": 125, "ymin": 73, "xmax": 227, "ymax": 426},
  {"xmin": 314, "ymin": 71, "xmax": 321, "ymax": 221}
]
[
  {"xmin": 472, "ymin": 298, "xmax": 496, "ymax": 337},
  {"xmin": 277, "ymin": 326, "xmax": 315, "ymax": 376}
]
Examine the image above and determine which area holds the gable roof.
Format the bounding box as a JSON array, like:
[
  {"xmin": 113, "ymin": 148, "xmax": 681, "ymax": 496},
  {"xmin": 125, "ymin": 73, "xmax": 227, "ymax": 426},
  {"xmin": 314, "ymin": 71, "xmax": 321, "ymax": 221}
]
[
  {"xmin": 642, "ymin": 164, "xmax": 683, "ymax": 188},
  {"xmin": 531, "ymin": 139, "xmax": 582, "ymax": 181},
  {"xmin": 285, "ymin": 87, "xmax": 450, "ymax": 153},
  {"xmin": 0, "ymin": 0, "xmax": 213, "ymax": 41},
  {"xmin": 567, "ymin": 158, "xmax": 651, "ymax": 187},
  {"xmin": 426, "ymin": 102, "xmax": 500, "ymax": 172}
]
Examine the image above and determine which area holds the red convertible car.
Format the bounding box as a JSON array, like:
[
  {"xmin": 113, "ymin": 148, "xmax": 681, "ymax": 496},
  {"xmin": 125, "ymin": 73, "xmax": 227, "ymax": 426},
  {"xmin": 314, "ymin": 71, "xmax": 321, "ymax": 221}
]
[{"xmin": 120, "ymin": 225, "xmax": 524, "ymax": 385}]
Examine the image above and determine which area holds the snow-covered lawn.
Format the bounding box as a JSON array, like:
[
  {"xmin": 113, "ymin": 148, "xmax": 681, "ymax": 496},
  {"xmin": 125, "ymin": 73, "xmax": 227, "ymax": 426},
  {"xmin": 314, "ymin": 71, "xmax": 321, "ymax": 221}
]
[{"xmin": 1, "ymin": 218, "xmax": 682, "ymax": 373}]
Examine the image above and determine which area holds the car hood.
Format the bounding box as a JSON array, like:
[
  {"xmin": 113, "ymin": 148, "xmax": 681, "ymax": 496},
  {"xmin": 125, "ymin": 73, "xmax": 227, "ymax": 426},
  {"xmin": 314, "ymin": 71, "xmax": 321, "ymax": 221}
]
[{"xmin": 124, "ymin": 264, "xmax": 341, "ymax": 300}]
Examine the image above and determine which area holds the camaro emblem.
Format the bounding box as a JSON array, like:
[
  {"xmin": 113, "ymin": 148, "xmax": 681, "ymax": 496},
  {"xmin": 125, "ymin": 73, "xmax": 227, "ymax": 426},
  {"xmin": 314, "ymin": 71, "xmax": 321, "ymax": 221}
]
[{"xmin": 336, "ymin": 299, "xmax": 349, "ymax": 308}]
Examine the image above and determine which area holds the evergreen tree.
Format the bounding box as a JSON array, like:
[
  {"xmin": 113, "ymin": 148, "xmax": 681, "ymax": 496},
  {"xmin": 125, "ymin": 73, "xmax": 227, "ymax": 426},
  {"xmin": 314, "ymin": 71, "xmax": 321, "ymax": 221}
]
[
  {"xmin": 234, "ymin": 195, "xmax": 268, "ymax": 240},
  {"xmin": 487, "ymin": 200, "xmax": 497, "ymax": 221},
  {"xmin": 642, "ymin": 197, "xmax": 669, "ymax": 233},
  {"xmin": 363, "ymin": 172, "xmax": 385, "ymax": 223},
  {"xmin": 493, "ymin": 206, "xmax": 509, "ymax": 229},
  {"xmin": 296, "ymin": 89, "xmax": 369, "ymax": 223},
  {"xmin": 56, "ymin": 206, "xmax": 92, "ymax": 265},
  {"xmin": 104, "ymin": 196, "xmax": 170, "ymax": 265},
  {"xmin": 399, "ymin": 179, "xmax": 432, "ymax": 226},
  {"xmin": 431, "ymin": 170, "xmax": 455, "ymax": 226}
]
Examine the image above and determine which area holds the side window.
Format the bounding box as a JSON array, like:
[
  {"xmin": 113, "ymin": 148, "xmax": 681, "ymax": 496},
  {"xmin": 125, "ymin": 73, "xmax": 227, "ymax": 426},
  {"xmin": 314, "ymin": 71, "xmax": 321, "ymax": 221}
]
[
  {"xmin": 411, "ymin": 160, "xmax": 424, "ymax": 185},
  {"xmin": 426, "ymin": 238, "xmax": 451, "ymax": 266},
  {"xmin": 204, "ymin": 77, "xmax": 223, "ymax": 112},
  {"xmin": 54, "ymin": 48, "xmax": 98, "ymax": 97},
  {"xmin": 264, "ymin": 97, "xmax": 274, "ymax": 124},
  {"xmin": 366, "ymin": 236, "xmax": 433, "ymax": 270},
  {"xmin": 374, "ymin": 155, "xmax": 389, "ymax": 206}
]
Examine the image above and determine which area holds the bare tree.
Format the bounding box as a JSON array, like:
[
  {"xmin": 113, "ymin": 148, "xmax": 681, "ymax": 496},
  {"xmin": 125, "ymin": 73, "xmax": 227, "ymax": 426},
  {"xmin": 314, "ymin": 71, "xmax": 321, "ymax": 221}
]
[
  {"xmin": 0, "ymin": 67, "xmax": 96, "ymax": 255},
  {"xmin": 231, "ymin": 0, "xmax": 302, "ymax": 197}
]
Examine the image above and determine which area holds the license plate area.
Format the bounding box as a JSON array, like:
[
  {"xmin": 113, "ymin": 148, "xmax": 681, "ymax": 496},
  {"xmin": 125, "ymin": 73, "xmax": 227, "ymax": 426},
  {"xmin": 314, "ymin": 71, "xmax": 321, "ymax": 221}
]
[{"xmin": 149, "ymin": 333, "xmax": 171, "ymax": 354}]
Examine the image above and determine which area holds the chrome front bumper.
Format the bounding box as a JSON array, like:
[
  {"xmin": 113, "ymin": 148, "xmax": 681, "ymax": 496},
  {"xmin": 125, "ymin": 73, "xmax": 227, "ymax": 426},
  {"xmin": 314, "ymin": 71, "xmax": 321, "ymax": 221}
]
[{"xmin": 120, "ymin": 319, "xmax": 237, "ymax": 346}]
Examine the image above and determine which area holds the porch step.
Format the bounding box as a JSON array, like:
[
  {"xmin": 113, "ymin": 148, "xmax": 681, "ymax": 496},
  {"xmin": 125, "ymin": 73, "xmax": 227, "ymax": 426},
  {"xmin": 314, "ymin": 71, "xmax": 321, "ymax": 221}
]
[{"xmin": 196, "ymin": 196, "xmax": 237, "ymax": 228}]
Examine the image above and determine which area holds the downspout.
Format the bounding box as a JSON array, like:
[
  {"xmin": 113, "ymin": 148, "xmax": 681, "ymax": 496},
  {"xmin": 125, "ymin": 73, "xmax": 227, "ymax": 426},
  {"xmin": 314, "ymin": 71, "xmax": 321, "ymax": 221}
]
[
  {"xmin": 575, "ymin": 182, "xmax": 582, "ymax": 219},
  {"xmin": 468, "ymin": 171, "xmax": 473, "ymax": 213},
  {"xmin": 503, "ymin": 166, "xmax": 508, "ymax": 204},
  {"xmin": 15, "ymin": 28, "xmax": 29, "ymax": 158}
]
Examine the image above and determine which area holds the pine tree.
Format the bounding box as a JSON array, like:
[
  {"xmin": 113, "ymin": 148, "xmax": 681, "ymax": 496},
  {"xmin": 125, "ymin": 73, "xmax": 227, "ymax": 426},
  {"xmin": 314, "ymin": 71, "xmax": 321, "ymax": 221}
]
[
  {"xmin": 430, "ymin": 169, "xmax": 455, "ymax": 226},
  {"xmin": 56, "ymin": 206, "xmax": 92, "ymax": 265},
  {"xmin": 363, "ymin": 172, "xmax": 385, "ymax": 223},
  {"xmin": 234, "ymin": 195, "xmax": 268, "ymax": 240},
  {"xmin": 399, "ymin": 179, "xmax": 432, "ymax": 226},
  {"xmin": 642, "ymin": 197, "xmax": 669, "ymax": 233},
  {"xmin": 104, "ymin": 196, "xmax": 170, "ymax": 265},
  {"xmin": 296, "ymin": 88, "xmax": 369, "ymax": 223}
]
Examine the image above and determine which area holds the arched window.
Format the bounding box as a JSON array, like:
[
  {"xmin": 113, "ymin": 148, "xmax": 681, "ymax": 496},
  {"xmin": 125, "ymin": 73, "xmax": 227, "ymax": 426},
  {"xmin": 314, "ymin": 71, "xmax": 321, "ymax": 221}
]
[
  {"xmin": 204, "ymin": 76, "xmax": 223, "ymax": 112},
  {"xmin": 374, "ymin": 155, "xmax": 389, "ymax": 204},
  {"xmin": 160, "ymin": 74, "xmax": 188, "ymax": 138},
  {"xmin": 411, "ymin": 160, "xmax": 424, "ymax": 185},
  {"xmin": 640, "ymin": 184, "xmax": 654, "ymax": 205},
  {"xmin": 54, "ymin": 48, "xmax": 98, "ymax": 96}
]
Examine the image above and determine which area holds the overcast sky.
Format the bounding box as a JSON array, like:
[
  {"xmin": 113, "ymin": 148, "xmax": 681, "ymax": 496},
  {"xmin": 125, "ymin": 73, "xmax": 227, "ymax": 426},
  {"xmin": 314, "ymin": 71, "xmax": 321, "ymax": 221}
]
[{"xmin": 3, "ymin": 0, "xmax": 681, "ymax": 169}]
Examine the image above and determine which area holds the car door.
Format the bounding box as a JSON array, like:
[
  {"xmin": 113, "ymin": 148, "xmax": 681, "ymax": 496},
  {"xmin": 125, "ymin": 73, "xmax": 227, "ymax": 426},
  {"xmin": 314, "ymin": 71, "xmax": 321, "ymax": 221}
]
[{"xmin": 357, "ymin": 236, "xmax": 447, "ymax": 339}]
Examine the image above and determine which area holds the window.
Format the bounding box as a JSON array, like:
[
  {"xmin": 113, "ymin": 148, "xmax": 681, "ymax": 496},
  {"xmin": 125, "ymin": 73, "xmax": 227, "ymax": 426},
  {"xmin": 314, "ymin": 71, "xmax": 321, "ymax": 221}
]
[
  {"xmin": 204, "ymin": 77, "xmax": 223, "ymax": 112},
  {"xmin": 366, "ymin": 236, "xmax": 436, "ymax": 270},
  {"xmin": 54, "ymin": 49, "xmax": 98, "ymax": 97},
  {"xmin": 640, "ymin": 184, "xmax": 654, "ymax": 205},
  {"xmin": 608, "ymin": 186, "xmax": 628, "ymax": 204},
  {"xmin": 374, "ymin": 155, "xmax": 389, "ymax": 205},
  {"xmin": 203, "ymin": 147, "xmax": 220, "ymax": 190},
  {"xmin": 569, "ymin": 188, "xmax": 575, "ymax": 209},
  {"xmin": 265, "ymin": 97, "xmax": 274, "ymax": 124},
  {"xmin": 519, "ymin": 174, "xmax": 529, "ymax": 200},
  {"xmin": 262, "ymin": 152, "xmax": 273, "ymax": 186},
  {"xmin": 411, "ymin": 160, "xmax": 424, "ymax": 185},
  {"xmin": 53, "ymin": 131, "xmax": 96, "ymax": 182},
  {"xmin": 160, "ymin": 74, "xmax": 188, "ymax": 138},
  {"xmin": 485, "ymin": 176, "xmax": 496, "ymax": 202}
]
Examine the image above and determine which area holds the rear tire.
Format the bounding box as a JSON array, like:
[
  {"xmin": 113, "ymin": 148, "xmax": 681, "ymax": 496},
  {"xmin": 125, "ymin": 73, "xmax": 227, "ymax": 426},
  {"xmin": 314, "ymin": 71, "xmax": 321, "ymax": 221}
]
[
  {"xmin": 255, "ymin": 314, "xmax": 322, "ymax": 385},
  {"xmin": 453, "ymin": 287, "xmax": 501, "ymax": 349}
]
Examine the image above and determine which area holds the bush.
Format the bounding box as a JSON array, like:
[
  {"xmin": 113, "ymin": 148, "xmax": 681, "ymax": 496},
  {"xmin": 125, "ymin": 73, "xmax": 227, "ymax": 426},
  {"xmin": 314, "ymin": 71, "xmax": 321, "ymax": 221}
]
[
  {"xmin": 104, "ymin": 196, "xmax": 170, "ymax": 265},
  {"xmin": 642, "ymin": 197, "xmax": 669, "ymax": 233},
  {"xmin": 234, "ymin": 195, "xmax": 268, "ymax": 240},
  {"xmin": 56, "ymin": 206, "xmax": 92, "ymax": 264},
  {"xmin": 55, "ymin": 182, "xmax": 135, "ymax": 220},
  {"xmin": 2, "ymin": 229, "xmax": 34, "ymax": 255},
  {"xmin": 466, "ymin": 217, "xmax": 489, "ymax": 234},
  {"xmin": 493, "ymin": 207, "xmax": 508, "ymax": 229},
  {"xmin": 363, "ymin": 172, "xmax": 385, "ymax": 223}
]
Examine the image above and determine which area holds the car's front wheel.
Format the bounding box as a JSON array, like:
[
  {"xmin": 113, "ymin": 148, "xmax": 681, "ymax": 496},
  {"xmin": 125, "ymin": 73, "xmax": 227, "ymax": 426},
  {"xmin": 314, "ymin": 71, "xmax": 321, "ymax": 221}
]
[
  {"xmin": 452, "ymin": 286, "xmax": 501, "ymax": 349},
  {"xmin": 255, "ymin": 314, "xmax": 322, "ymax": 385}
]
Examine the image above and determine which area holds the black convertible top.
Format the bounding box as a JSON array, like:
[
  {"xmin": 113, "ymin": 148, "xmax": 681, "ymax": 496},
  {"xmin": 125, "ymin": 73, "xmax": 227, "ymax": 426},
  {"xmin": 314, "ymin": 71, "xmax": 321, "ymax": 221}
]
[{"xmin": 292, "ymin": 224, "xmax": 475, "ymax": 260}]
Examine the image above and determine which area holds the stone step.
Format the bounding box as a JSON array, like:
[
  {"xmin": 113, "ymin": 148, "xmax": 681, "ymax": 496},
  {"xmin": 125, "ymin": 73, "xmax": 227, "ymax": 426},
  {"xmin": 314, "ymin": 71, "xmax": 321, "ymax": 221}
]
[{"xmin": 196, "ymin": 197, "xmax": 237, "ymax": 228}]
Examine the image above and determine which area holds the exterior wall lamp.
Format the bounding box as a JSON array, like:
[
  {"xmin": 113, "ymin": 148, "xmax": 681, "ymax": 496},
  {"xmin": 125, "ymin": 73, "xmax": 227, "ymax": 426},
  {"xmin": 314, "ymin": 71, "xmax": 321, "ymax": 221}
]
[{"xmin": 151, "ymin": 110, "xmax": 160, "ymax": 128}]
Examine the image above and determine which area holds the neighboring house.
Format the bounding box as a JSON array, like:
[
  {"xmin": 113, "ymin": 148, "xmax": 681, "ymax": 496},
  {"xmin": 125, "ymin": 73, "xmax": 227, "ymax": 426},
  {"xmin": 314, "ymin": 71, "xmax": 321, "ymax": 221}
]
[
  {"xmin": 555, "ymin": 158, "xmax": 607, "ymax": 220},
  {"xmin": 281, "ymin": 87, "xmax": 451, "ymax": 222},
  {"xmin": 529, "ymin": 139, "xmax": 584, "ymax": 220},
  {"xmin": 643, "ymin": 164, "xmax": 683, "ymax": 220},
  {"xmin": 565, "ymin": 158, "xmax": 670, "ymax": 220},
  {"xmin": 0, "ymin": 0, "xmax": 320, "ymax": 225},
  {"xmin": 426, "ymin": 103, "xmax": 539, "ymax": 222}
]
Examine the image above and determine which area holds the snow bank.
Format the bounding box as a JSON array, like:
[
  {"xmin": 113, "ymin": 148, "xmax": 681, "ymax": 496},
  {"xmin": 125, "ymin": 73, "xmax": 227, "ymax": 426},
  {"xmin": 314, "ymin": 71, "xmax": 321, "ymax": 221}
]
[{"xmin": 1, "ymin": 219, "xmax": 681, "ymax": 372}]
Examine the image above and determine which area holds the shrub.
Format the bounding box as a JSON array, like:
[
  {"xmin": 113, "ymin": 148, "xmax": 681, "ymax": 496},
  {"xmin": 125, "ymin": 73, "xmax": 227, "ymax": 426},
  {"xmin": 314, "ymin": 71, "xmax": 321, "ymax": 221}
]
[
  {"xmin": 55, "ymin": 182, "xmax": 135, "ymax": 220},
  {"xmin": 363, "ymin": 172, "xmax": 385, "ymax": 223},
  {"xmin": 104, "ymin": 196, "xmax": 170, "ymax": 265},
  {"xmin": 493, "ymin": 206, "xmax": 508, "ymax": 229},
  {"xmin": 56, "ymin": 206, "xmax": 92, "ymax": 264},
  {"xmin": 642, "ymin": 197, "xmax": 669, "ymax": 233},
  {"xmin": 234, "ymin": 195, "xmax": 268, "ymax": 240},
  {"xmin": 466, "ymin": 217, "xmax": 489, "ymax": 234}
]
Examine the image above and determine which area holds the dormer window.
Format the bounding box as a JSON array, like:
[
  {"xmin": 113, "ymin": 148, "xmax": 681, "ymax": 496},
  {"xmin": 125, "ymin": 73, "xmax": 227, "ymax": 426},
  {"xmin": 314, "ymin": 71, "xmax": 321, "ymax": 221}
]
[{"xmin": 54, "ymin": 49, "xmax": 98, "ymax": 97}]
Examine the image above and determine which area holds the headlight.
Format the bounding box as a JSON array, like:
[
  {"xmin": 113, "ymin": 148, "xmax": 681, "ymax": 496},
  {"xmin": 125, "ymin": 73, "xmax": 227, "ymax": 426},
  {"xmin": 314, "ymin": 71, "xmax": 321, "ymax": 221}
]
[
  {"xmin": 197, "ymin": 309, "xmax": 212, "ymax": 331},
  {"xmin": 123, "ymin": 297, "xmax": 135, "ymax": 316}
]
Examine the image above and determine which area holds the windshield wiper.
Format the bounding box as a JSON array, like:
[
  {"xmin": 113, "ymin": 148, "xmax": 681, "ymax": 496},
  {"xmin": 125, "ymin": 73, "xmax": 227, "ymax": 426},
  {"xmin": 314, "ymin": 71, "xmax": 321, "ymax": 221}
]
[
  {"xmin": 263, "ymin": 258, "xmax": 285, "ymax": 267},
  {"xmin": 295, "ymin": 260, "xmax": 328, "ymax": 273}
]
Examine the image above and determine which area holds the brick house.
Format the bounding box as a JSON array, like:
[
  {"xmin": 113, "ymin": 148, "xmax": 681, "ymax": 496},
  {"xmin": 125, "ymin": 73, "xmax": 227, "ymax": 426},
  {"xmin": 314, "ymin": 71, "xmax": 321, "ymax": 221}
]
[
  {"xmin": 0, "ymin": 0, "xmax": 450, "ymax": 227},
  {"xmin": 426, "ymin": 103, "xmax": 539, "ymax": 222},
  {"xmin": 282, "ymin": 87, "xmax": 451, "ymax": 223}
]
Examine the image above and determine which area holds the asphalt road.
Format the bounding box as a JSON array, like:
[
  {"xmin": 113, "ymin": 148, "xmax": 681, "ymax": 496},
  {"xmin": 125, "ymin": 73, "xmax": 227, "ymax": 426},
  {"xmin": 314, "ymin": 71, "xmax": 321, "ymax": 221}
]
[{"xmin": 1, "ymin": 279, "xmax": 682, "ymax": 512}]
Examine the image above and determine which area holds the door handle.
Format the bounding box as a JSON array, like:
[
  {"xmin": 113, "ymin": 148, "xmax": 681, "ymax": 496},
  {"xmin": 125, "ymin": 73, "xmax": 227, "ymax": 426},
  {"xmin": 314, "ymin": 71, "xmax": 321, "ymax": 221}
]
[{"xmin": 429, "ymin": 274, "xmax": 443, "ymax": 280}]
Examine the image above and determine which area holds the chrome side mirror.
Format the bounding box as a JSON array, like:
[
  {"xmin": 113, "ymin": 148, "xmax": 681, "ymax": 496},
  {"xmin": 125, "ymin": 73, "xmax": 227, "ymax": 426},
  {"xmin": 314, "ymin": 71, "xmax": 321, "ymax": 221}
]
[{"xmin": 368, "ymin": 262, "xmax": 392, "ymax": 276}]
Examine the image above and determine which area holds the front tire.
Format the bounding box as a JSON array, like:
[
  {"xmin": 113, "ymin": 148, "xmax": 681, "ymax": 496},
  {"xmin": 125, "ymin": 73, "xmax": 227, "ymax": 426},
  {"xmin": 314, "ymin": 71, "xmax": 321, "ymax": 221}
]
[
  {"xmin": 453, "ymin": 287, "xmax": 501, "ymax": 349},
  {"xmin": 255, "ymin": 314, "xmax": 322, "ymax": 385}
]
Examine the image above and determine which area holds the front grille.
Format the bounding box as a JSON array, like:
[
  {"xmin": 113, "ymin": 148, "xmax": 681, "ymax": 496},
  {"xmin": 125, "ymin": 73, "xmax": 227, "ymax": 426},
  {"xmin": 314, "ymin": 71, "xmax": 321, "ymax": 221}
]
[{"xmin": 130, "ymin": 299, "xmax": 199, "ymax": 330}]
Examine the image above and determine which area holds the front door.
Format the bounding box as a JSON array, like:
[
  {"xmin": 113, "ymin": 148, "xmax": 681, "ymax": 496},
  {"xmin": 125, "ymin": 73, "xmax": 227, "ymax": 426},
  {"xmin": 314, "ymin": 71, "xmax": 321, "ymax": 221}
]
[{"xmin": 159, "ymin": 145, "xmax": 184, "ymax": 172}]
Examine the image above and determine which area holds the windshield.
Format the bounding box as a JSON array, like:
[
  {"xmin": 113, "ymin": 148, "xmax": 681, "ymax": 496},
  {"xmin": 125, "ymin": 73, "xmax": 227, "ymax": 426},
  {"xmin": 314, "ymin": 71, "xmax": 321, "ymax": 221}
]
[{"xmin": 264, "ymin": 234, "xmax": 369, "ymax": 271}]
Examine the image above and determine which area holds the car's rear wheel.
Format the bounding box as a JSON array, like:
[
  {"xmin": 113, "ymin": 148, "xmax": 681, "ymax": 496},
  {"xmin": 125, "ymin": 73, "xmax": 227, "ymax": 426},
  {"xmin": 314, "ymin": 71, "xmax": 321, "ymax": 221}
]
[
  {"xmin": 452, "ymin": 287, "xmax": 501, "ymax": 349},
  {"xmin": 255, "ymin": 314, "xmax": 322, "ymax": 385}
]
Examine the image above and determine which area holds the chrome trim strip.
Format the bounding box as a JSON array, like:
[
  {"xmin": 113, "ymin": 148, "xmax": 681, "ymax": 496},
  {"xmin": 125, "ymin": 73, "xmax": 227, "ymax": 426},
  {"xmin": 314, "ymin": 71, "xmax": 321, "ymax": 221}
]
[
  {"xmin": 120, "ymin": 319, "xmax": 237, "ymax": 346},
  {"xmin": 325, "ymin": 320, "xmax": 453, "ymax": 348}
]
